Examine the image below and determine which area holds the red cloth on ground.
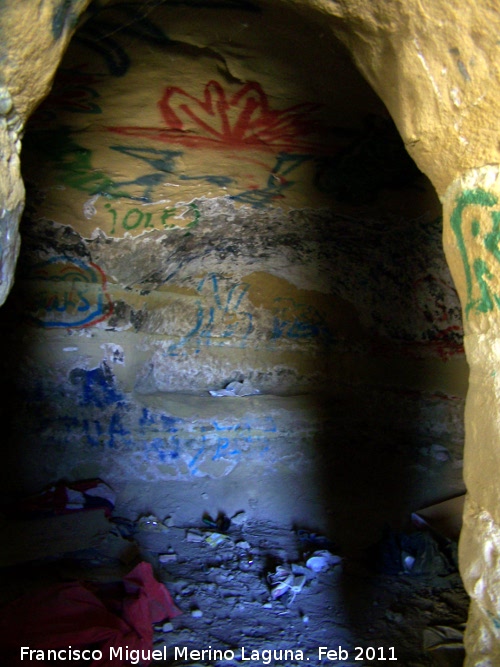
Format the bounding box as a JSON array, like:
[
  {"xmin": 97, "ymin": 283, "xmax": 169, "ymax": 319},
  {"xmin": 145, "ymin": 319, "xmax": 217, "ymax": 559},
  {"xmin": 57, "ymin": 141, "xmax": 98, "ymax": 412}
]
[
  {"xmin": 15, "ymin": 479, "xmax": 116, "ymax": 518},
  {"xmin": 0, "ymin": 561, "xmax": 181, "ymax": 666}
]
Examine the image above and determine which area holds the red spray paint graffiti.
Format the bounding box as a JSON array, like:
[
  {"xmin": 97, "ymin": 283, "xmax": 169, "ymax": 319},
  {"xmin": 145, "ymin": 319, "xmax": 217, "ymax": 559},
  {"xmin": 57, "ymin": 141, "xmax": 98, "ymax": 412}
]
[{"xmin": 106, "ymin": 80, "xmax": 326, "ymax": 152}]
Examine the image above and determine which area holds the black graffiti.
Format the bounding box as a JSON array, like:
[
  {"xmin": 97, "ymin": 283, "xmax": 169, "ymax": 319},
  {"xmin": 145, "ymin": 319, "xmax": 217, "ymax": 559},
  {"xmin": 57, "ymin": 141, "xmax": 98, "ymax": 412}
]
[
  {"xmin": 52, "ymin": 0, "xmax": 80, "ymax": 40},
  {"xmin": 74, "ymin": 2, "xmax": 172, "ymax": 76}
]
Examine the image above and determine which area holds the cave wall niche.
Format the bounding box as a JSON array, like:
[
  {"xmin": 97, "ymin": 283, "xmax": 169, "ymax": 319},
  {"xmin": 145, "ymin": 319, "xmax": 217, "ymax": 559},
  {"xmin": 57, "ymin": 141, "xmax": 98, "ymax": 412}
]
[{"xmin": 0, "ymin": 0, "xmax": 466, "ymax": 538}]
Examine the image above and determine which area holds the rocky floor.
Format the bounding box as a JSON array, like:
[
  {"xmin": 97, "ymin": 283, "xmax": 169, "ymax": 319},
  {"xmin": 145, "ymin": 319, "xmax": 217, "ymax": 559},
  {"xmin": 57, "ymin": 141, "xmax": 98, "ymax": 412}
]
[
  {"xmin": 0, "ymin": 501, "xmax": 469, "ymax": 667},
  {"xmin": 143, "ymin": 516, "xmax": 468, "ymax": 667}
]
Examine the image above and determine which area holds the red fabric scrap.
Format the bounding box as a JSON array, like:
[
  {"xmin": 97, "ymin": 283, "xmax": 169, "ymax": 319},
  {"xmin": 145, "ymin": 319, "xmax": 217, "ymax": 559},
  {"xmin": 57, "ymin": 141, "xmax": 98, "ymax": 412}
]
[
  {"xmin": 0, "ymin": 561, "xmax": 181, "ymax": 666},
  {"xmin": 15, "ymin": 479, "xmax": 116, "ymax": 518}
]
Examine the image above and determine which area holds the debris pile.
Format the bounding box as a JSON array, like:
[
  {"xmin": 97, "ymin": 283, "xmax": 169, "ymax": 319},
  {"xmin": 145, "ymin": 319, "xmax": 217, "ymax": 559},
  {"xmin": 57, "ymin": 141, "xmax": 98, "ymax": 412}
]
[{"xmin": 0, "ymin": 480, "xmax": 469, "ymax": 666}]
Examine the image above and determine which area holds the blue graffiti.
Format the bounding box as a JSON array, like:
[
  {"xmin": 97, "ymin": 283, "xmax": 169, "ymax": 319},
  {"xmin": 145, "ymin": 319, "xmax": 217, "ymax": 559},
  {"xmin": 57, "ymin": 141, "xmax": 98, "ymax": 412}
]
[
  {"xmin": 168, "ymin": 274, "xmax": 254, "ymax": 356},
  {"xmin": 109, "ymin": 145, "xmax": 234, "ymax": 199},
  {"xmin": 83, "ymin": 418, "xmax": 104, "ymax": 447},
  {"xmin": 27, "ymin": 368, "xmax": 278, "ymax": 471},
  {"xmin": 230, "ymin": 153, "xmax": 313, "ymax": 208},
  {"xmin": 271, "ymin": 298, "xmax": 331, "ymax": 341},
  {"xmin": 212, "ymin": 438, "xmax": 241, "ymax": 461},
  {"xmin": 110, "ymin": 145, "xmax": 182, "ymax": 173},
  {"xmin": 139, "ymin": 407, "xmax": 179, "ymax": 432},
  {"xmin": 188, "ymin": 446, "xmax": 205, "ymax": 472},
  {"xmin": 82, "ymin": 409, "xmax": 132, "ymax": 449},
  {"xmin": 251, "ymin": 417, "xmax": 277, "ymax": 432},
  {"xmin": 108, "ymin": 411, "xmax": 132, "ymax": 449},
  {"xmin": 109, "ymin": 146, "xmax": 183, "ymax": 201},
  {"xmin": 70, "ymin": 364, "xmax": 124, "ymax": 408},
  {"xmin": 145, "ymin": 438, "xmax": 168, "ymax": 463},
  {"xmin": 213, "ymin": 417, "xmax": 277, "ymax": 432}
]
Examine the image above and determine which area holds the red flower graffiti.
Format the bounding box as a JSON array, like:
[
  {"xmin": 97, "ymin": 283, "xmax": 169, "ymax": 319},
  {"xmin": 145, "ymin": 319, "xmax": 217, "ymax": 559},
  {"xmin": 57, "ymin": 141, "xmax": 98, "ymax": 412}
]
[{"xmin": 106, "ymin": 80, "xmax": 325, "ymax": 152}]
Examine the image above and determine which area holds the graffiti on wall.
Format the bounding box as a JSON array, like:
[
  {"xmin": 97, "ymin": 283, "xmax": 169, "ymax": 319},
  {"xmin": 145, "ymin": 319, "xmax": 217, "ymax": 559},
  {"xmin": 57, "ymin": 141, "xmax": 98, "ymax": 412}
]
[
  {"xmin": 23, "ymin": 127, "xmax": 209, "ymax": 226},
  {"xmin": 23, "ymin": 76, "xmax": 364, "ymax": 222},
  {"xmin": 103, "ymin": 200, "xmax": 201, "ymax": 233},
  {"xmin": 229, "ymin": 153, "xmax": 313, "ymax": 207},
  {"xmin": 72, "ymin": 1, "xmax": 259, "ymax": 76},
  {"xmin": 167, "ymin": 274, "xmax": 254, "ymax": 356},
  {"xmin": 34, "ymin": 363, "xmax": 278, "ymax": 476},
  {"xmin": 83, "ymin": 407, "xmax": 275, "ymax": 475},
  {"xmin": 73, "ymin": 2, "xmax": 172, "ymax": 76},
  {"xmin": 23, "ymin": 128, "xmax": 200, "ymax": 227},
  {"xmin": 23, "ymin": 127, "xmax": 129, "ymax": 199},
  {"xmin": 109, "ymin": 144, "xmax": 233, "ymax": 203},
  {"xmin": 163, "ymin": 275, "xmax": 333, "ymax": 356},
  {"xmin": 164, "ymin": 274, "xmax": 335, "ymax": 355},
  {"xmin": 271, "ymin": 297, "xmax": 331, "ymax": 342},
  {"xmin": 106, "ymin": 80, "xmax": 324, "ymax": 153},
  {"xmin": 52, "ymin": 0, "xmax": 83, "ymax": 40},
  {"xmin": 101, "ymin": 80, "xmax": 342, "ymax": 211},
  {"xmin": 450, "ymin": 188, "xmax": 500, "ymax": 319},
  {"xmin": 23, "ymin": 257, "xmax": 113, "ymax": 328}
]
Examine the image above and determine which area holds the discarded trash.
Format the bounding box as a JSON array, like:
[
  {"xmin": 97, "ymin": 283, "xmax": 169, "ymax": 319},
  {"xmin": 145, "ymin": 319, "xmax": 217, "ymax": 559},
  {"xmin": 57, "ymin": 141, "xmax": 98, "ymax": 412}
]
[
  {"xmin": 14, "ymin": 478, "xmax": 116, "ymax": 518},
  {"xmin": 231, "ymin": 510, "xmax": 247, "ymax": 526},
  {"xmin": 191, "ymin": 609, "xmax": 203, "ymax": 618},
  {"xmin": 202, "ymin": 511, "xmax": 231, "ymax": 532},
  {"xmin": 268, "ymin": 565, "xmax": 307, "ymax": 603},
  {"xmin": 268, "ymin": 566, "xmax": 295, "ymax": 598},
  {"xmin": 305, "ymin": 550, "xmax": 342, "ymax": 573},
  {"xmin": 239, "ymin": 556, "xmax": 253, "ymax": 572},
  {"xmin": 291, "ymin": 563, "xmax": 315, "ymax": 578},
  {"xmin": 209, "ymin": 379, "xmax": 260, "ymax": 397},
  {"xmin": 0, "ymin": 561, "xmax": 181, "ymax": 667},
  {"xmin": 365, "ymin": 525, "xmax": 458, "ymax": 576},
  {"xmin": 205, "ymin": 532, "xmax": 231, "ymax": 548}
]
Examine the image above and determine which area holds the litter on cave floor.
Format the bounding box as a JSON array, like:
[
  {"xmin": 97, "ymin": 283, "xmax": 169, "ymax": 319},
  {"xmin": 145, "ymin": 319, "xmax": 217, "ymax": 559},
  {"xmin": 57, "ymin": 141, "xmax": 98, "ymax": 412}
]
[{"xmin": 0, "ymin": 483, "xmax": 469, "ymax": 667}]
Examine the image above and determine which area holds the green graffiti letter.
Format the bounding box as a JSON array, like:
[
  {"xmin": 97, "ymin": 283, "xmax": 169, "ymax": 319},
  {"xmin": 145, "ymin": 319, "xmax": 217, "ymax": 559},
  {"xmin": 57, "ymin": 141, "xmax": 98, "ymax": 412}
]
[{"xmin": 450, "ymin": 188, "xmax": 499, "ymax": 317}]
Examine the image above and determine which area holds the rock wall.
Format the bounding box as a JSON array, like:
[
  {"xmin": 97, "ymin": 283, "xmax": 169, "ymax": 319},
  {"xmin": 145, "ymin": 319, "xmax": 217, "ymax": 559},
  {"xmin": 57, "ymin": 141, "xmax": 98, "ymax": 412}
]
[
  {"xmin": 0, "ymin": 0, "xmax": 91, "ymax": 305},
  {"xmin": 443, "ymin": 169, "xmax": 500, "ymax": 665},
  {"xmin": 5, "ymin": 0, "xmax": 500, "ymax": 663},
  {"xmin": 0, "ymin": 0, "xmax": 467, "ymax": 552}
]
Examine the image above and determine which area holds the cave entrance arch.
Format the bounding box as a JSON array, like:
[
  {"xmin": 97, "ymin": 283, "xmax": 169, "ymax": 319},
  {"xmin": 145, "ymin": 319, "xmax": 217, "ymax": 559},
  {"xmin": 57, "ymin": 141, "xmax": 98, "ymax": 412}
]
[{"xmin": 5, "ymin": 0, "xmax": 495, "ymax": 664}]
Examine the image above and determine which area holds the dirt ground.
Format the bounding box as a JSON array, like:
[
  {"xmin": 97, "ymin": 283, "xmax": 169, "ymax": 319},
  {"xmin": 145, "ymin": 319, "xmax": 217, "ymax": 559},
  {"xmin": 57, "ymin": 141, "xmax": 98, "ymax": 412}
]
[
  {"xmin": 0, "ymin": 497, "xmax": 469, "ymax": 667},
  {"xmin": 145, "ymin": 519, "xmax": 468, "ymax": 667}
]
